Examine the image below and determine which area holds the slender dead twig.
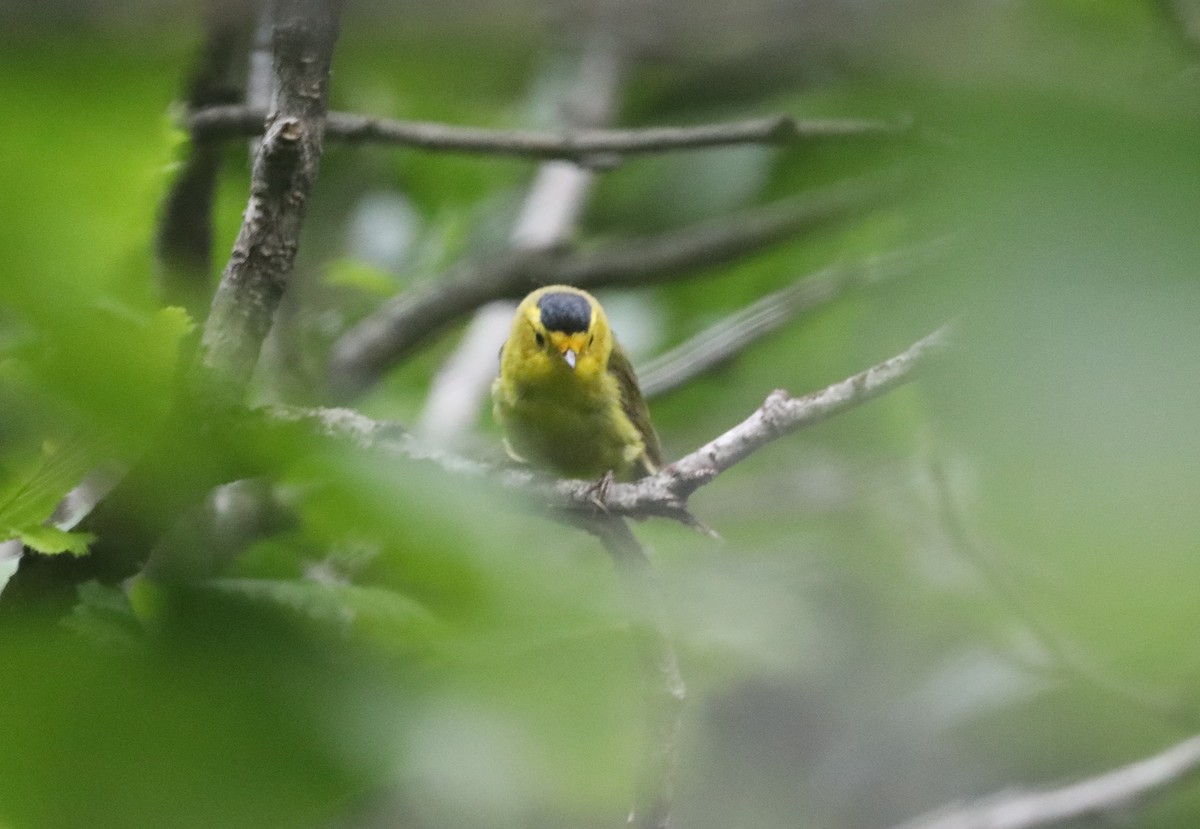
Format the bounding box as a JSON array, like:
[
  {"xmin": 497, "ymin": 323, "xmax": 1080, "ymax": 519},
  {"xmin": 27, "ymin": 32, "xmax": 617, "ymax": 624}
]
[
  {"xmin": 638, "ymin": 242, "xmax": 942, "ymax": 399},
  {"xmin": 890, "ymin": 732, "xmax": 1200, "ymax": 829},
  {"xmin": 198, "ymin": 0, "xmax": 345, "ymax": 395},
  {"xmin": 328, "ymin": 173, "xmax": 903, "ymax": 398},
  {"xmin": 187, "ymin": 105, "xmax": 907, "ymax": 162}
]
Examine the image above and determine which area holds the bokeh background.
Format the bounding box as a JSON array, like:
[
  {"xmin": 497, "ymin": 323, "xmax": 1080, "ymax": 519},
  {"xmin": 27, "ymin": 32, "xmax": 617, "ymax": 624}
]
[{"xmin": 3, "ymin": 1, "xmax": 1200, "ymax": 827}]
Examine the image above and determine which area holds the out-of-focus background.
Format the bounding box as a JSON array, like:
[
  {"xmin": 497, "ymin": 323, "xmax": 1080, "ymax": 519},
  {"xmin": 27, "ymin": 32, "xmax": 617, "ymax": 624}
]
[{"xmin": 3, "ymin": 1, "xmax": 1200, "ymax": 827}]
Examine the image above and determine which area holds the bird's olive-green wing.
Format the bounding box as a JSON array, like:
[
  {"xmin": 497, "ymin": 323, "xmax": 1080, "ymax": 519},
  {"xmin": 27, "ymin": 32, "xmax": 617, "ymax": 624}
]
[{"xmin": 607, "ymin": 341, "xmax": 663, "ymax": 476}]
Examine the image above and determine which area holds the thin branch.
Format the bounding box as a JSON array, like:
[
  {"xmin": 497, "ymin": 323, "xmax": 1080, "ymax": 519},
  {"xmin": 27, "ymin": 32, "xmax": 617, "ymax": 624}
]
[
  {"xmin": 187, "ymin": 105, "xmax": 908, "ymax": 162},
  {"xmin": 638, "ymin": 242, "xmax": 942, "ymax": 399},
  {"xmin": 198, "ymin": 0, "xmax": 344, "ymax": 395},
  {"xmin": 286, "ymin": 325, "xmax": 950, "ymax": 526},
  {"xmin": 890, "ymin": 732, "xmax": 1200, "ymax": 829},
  {"xmin": 582, "ymin": 324, "xmax": 952, "ymax": 523},
  {"xmin": 328, "ymin": 173, "xmax": 903, "ymax": 398}
]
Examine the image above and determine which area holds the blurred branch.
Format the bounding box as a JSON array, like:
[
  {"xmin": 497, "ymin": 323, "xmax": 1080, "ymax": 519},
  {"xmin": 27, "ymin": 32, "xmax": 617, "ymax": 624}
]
[
  {"xmin": 188, "ymin": 105, "xmax": 907, "ymax": 162},
  {"xmin": 198, "ymin": 0, "xmax": 345, "ymax": 395},
  {"xmin": 1155, "ymin": 0, "xmax": 1200, "ymax": 55},
  {"xmin": 891, "ymin": 732, "xmax": 1200, "ymax": 829},
  {"xmin": 639, "ymin": 241, "xmax": 945, "ymax": 399},
  {"xmin": 329, "ymin": 173, "xmax": 903, "ymax": 398},
  {"xmin": 926, "ymin": 452, "xmax": 1184, "ymax": 723},
  {"xmin": 585, "ymin": 517, "xmax": 685, "ymax": 829},
  {"xmin": 281, "ymin": 324, "xmax": 949, "ymax": 526},
  {"xmin": 156, "ymin": 0, "xmax": 256, "ymax": 318}
]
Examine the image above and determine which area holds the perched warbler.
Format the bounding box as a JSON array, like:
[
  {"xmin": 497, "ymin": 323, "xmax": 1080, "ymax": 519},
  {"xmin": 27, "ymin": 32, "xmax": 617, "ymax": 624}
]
[{"xmin": 492, "ymin": 285, "xmax": 662, "ymax": 481}]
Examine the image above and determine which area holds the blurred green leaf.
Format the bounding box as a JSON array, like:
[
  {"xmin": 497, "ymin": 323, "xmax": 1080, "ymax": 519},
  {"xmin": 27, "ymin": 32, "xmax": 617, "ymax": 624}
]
[{"xmin": 16, "ymin": 525, "xmax": 95, "ymax": 556}]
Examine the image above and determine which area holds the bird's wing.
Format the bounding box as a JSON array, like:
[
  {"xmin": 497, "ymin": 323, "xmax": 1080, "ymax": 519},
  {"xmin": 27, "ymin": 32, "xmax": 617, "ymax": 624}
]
[{"xmin": 608, "ymin": 341, "xmax": 663, "ymax": 476}]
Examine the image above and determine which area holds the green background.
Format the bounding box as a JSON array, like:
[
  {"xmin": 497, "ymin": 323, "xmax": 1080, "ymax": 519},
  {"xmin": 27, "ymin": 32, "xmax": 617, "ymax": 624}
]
[{"xmin": 2, "ymin": 2, "xmax": 1200, "ymax": 827}]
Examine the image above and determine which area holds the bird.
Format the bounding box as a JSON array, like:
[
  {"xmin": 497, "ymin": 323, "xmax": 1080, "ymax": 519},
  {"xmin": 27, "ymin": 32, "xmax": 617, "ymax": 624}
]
[{"xmin": 492, "ymin": 285, "xmax": 662, "ymax": 482}]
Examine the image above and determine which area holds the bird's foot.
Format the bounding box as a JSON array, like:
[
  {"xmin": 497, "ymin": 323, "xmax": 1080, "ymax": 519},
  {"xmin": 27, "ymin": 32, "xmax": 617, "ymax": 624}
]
[{"xmin": 585, "ymin": 469, "xmax": 616, "ymax": 512}]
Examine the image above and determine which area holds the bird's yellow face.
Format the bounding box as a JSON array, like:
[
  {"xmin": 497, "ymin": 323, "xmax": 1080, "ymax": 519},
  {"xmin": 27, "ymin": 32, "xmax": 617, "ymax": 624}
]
[
  {"xmin": 502, "ymin": 286, "xmax": 613, "ymax": 387},
  {"xmin": 493, "ymin": 283, "xmax": 662, "ymax": 480}
]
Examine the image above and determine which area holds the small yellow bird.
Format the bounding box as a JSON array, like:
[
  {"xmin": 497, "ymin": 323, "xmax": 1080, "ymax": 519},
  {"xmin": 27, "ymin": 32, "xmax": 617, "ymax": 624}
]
[{"xmin": 492, "ymin": 285, "xmax": 662, "ymax": 481}]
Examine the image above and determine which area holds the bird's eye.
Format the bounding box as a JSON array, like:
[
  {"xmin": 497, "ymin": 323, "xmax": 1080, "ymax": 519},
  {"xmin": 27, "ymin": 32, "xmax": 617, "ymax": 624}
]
[{"xmin": 535, "ymin": 332, "xmax": 545, "ymax": 347}]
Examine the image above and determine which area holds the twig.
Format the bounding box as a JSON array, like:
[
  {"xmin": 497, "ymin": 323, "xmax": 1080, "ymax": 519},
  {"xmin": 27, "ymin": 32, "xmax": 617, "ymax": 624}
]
[
  {"xmin": 574, "ymin": 324, "xmax": 952, "ymax": 523},
  {"xmin": 638, "ymin": 242, "xmax": 941, "ymax": 399},
  {"xmin": 889, "ymin": 732, "xmax": 1200, "ymax": 829},
  {"xmin": 187, "ymin": 105, "xmax": 907, "ymax": 162},
  {"xmin": 328, "ymin": 173, "xmax": 902, "ymax": 397},
  {"xmin": 585, "ymin": 516, "xmax": 686, "ymax": 829},
  {"xmin": 198, "ymin": 0, "xmax": 345, "ymax": 395}
]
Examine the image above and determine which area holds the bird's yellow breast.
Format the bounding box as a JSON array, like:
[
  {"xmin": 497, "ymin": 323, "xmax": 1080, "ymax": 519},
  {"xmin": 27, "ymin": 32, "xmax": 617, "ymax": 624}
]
[
  {"xmin": 492, "ymin": 355, "xmax": 647, "ymax": 480},
  {"xmin": 492, "ymin": 284, "xmax": 659, "ymax": 481}
]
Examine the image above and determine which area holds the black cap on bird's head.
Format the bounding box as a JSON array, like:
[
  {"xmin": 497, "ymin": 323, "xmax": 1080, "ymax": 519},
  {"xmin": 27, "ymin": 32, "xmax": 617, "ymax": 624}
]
[{"xmin": 537, "ymin": 291, "xmax": 592, "ymax": 335}]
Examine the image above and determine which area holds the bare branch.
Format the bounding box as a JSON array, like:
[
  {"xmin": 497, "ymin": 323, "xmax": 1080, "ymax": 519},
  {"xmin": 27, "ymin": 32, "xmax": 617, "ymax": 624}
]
[
  {"xmin": 890, "ymin": 733, "xmax": 1200, "ymax": 829},
  {"xmin": 285, "ymin": 325, "xmax": 949, "ymax": 527},
  {"xmin": 328, "ymin": 173, "xmax": 902, "ymax": 398},
  {"xmin": 638, "ymin": 242, "xmax": 942, "ymax": 399},
  {"xmin": 198, "ymin": 0, "xmax": 344, "ymax": 395},
  {"xmin": 581, "ymin": 325, "xmax": 952, "ymax": 522},
  {"xmin": 187, "ymin": 105, "xmax": 907, "ymax": 162}
]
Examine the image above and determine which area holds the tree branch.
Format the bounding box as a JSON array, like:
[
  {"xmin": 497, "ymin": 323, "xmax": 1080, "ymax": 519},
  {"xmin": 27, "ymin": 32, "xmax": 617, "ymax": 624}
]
[
  {"xmin": 578, "ymin": 324, "xmax": 952, "ymax": 523},
  {"xmin": 890, "ymin": 733, "xmax": 1200, "ymax": 829},
  {"xmin": 638, "ymin": 242, "xmax": 942, "ymax": 399},
  {"xmin": 198, "ymin": 0, "xmax": 344, "ymax": 395},
  {"xmin": 286, "ymin": 325, "xmax": 949, "ymax": 526},
  {"xmin": 328, "ymin": 172, "xmax": 903, "ymax": 398},
  {"xmin": 187, "ymin": 105, "xmax": 907, "ymax": 162}
]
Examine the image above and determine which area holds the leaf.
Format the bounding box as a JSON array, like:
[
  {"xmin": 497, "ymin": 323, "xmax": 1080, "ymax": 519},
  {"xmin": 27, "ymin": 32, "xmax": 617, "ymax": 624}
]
[
  {"xmin": 0, "ymin": 437, "xmax": 98, "ymax": 538},
  {"xmin": 16, "ymin": 524, "xmax": 95, "ymax": 556}
]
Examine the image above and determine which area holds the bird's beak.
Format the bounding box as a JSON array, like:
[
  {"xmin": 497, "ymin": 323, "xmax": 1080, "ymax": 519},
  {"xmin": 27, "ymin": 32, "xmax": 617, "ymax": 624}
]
[{"xmin": 550, "ymin": 331, "xmax": 587, "ymax": 370}]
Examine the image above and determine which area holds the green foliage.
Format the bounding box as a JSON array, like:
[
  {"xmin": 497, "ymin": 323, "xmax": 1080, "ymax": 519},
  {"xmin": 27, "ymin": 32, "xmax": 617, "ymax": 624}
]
[{"xmin": 4, "ymin": 4, "xmax": 1200, "ymax": 829}]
